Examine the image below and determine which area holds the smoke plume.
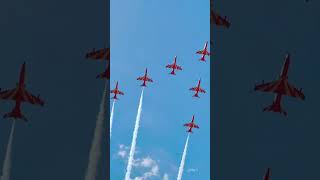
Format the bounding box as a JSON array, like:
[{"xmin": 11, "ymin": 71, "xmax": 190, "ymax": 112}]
[
  {"xmin": 124, "ymin": 88, "xmax": 144, "ymax": 180},
  {"xmin": 177, "ymin": 134, "xmax": 190, "ymax": 180}
]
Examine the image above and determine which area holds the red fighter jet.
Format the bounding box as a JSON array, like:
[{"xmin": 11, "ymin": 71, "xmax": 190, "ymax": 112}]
[
  {"xmin": 189, "ymin": 79, "xmax": 206, "ymax": 97},
  {"xmin": 165, "ymin": 56, "xmax": 182, "ymax": 75},
  {"xmin": 137, "ymin": 68, "xmax": 153, "ymax": 87},
  {"xmin": 263, "ymin": 168, "xmax": 270, "ymax": 180},
  {"xmin": 196, "ymin": 41, "xmax": 211, "ymax": 61},
  {"xmin": 254, "ymin": 54, "xmax": 305, "ymax": 116},
  {"xmin": 0, "ymin": 62, "xmax": 44, "ymax": 122},
  {"xmin": 86, "ymin": 47, "xmax": 110, "ymax": 79},
  {"xmin": 110, "ymin": 81, "xmax": 124, "ymax": 100},
  {"xmin": 210, "ymin": 1, "xmax": 230, "ymax": 28},
  {"xmin": 183, "ymin": 115, "xmax": 199, "ymax": 133},
  {"xmin": 211, "ymin": 11, "xmax": 231, "ymax": 28}
]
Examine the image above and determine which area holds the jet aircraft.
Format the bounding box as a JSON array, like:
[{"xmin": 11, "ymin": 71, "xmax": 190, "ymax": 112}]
[
  {"xmin": 137, "ymin": 68, "xmax": 153, "ymax": 87},
  {"xmin": 111, "ymin": 81, "xmax": 124, "ymax": 100},
  {"xmin": 189, "ymin": 79, "xmax": 206, "ymax": 98},
  {"xmin": 165, "ymin": 56, "xmax": 182, "ymax": 75},
  {"xmin": 254, "ymin": 54, "xmax": 305, "ymax": 116},
  {"xmin": 196, "ymin": 41, "xmax": 211, "ymax": 61},
  {"xmin": 183, "ymin": 115, "xmax": 199, "ymax": 133},
  {"xmin": 0, "ymin": 62, "xmax": 44, "ymax": 122}
]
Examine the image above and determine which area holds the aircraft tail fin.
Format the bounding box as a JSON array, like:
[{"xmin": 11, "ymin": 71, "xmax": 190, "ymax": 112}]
[
  {"xmin": 141, "ymin": 82, "xmax": 147, "ymax": 87},
  {"xmin": 192, "ymin": 93, "xmax": 200, "ymax": 98},
  {"xmin": 111, "ymin": 95, "xmax": 118, "ymax": 100},
  {"xmin": 263, "ymin": 102, "xmax": 287, "ymax": 116},
  {"xmin": 3, "ymin": 108, "xmax": 28, "ymax": 122}
]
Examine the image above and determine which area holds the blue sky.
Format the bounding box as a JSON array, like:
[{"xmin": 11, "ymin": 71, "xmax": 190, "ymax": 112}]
[{"xmin": 111, "ymin": 0, "xmax": 210, "ymax": 179}]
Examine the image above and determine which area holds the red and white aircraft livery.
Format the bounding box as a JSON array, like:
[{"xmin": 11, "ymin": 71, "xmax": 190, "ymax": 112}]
[
  {"xmin": 189, "ymin": 79, "xmax": 206, "ymax": 97},
  {"xmin": 166, "ymin": 56, "xmax": 182, "ymax": 75},
  {"xmin": 183, "ymin": 115, "xmax": 199, "ymax": 133},
  {"xmin": 263, "ymin": 168, "xmax": 270, "ymax": 180},
  {"xmin": 254, "ymin": 54, "xmax": 305, "ymax": 116},
  {"xmin": 86, "ymin": 47, "xmax": 110, "ymax": 80},
  {"xmin": 111, "ymin": 81, "xmax": 124, "ymax": 100},
  {"xmin": 137, "ymin": 68, "xmax": 153, "ymax": 87},
  {"xmin": 196, "ymin": 41, "xmax": 211, "ymax": 61},
  {"xmin": 0, "ymin": 62, "xmax": 45, "ymax": 122}
]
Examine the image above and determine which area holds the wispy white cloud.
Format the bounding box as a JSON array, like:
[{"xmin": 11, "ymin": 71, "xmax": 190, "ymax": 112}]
[
  {"xmin": 118, "ymin": 144, "xmax": 130, "ymax": 159},
  {"xmin": 116, "ymin": 144, "xmax": 169, "ymax": 180},
  {"xmin": 132, "ymin": 156, "xmax": 160, "ymax": 180}
]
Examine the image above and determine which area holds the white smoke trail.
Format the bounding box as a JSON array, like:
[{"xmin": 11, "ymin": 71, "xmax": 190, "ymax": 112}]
[
  {"xmin": 84, "ymin": 82, "xmax": 107, "ymax": 180},
  {"xmin": 124, "ymin": 88, "xmax": 144, "ymax": 180},
  {"xmin": 109, "ymin": 100, "xmax": 115, "ymax": 138},
  {"xmin": 1, "ymin": 121, "xmax": 16, "ymax": 180},
  {"xmin": 177, "ymin": 134, "xmax": 190, "ymax": 180}
]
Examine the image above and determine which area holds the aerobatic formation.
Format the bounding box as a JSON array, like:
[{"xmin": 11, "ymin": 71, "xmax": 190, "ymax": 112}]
[{"xmin": 108, "ymin": 40, "xmax": 210, "ymax": 180}]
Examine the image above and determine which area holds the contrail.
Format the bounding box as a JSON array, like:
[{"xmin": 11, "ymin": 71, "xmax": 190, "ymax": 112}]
[
  {"xmin": 1, "ymin": 121, "xmax": 16, "ymax": 180},
  {"xmin": 109, "ymin": 100, "xmax": 115, "ymax": 138},
  {"xmin": 177, "ymin": 134, "xmax": 190, "ymax": 180},
  {"xmin": 84, "ymin": 82, "xmax": 107, "ymax": 180},
  {"xmin": 124, "ymin": 88, "xmax": 144, "ymax": 180}
]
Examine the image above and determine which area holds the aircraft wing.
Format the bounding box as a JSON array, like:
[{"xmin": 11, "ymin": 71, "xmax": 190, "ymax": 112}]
[
  {"xmin": 194, "ymin": 124, "xmax": 199, "ymax": 128},
  {"xmin": 0, "ymin": 88, "xmax": 44, "ymax": 106},
  {"xmin": 183, "ymin": 123, "xmax": 191, "ymax": 127},
  {"xmin": 254, "ymin": 80, "xmax": 281, "ymax": 93},
  {"xmin": 0, "ymin": 88, "xmax": 18, "ymax": 100},
  {"xmin": 283, "ymin": 82, "xmax": 305, "ymax": 100},
  {"xmin": 176, "ymin": 65, "xmax": 182, "ymax": 70},
  {"xmin": 166, "ymin": 64, "xmax": 174, "ymax": 68},
  {"xmin": 199, "ymin": 88, "xmax": 206, "ymax": 93},
  {"xmin": 137, "ymin": 77, "xmax": 145, "ymax": 81},
  {"xmin": 146, "ymin": 77, "xmax": 153, "ymax": 82},
  {"xmin": 86, "ymin": 48, "xmax": 110, "ymax": 60},
  {"xmin": 254, "ymin": 80, "xmax": 305, "ymax": 100},
  {"xmin": 22, "ymin": 90, "xmax": 45, "ymax": 106},
  {"xmin": 189, "ymin": 87, "xmax": 198, "ymax": 91},
  {"xmin": 118, "ymin": 90, "xmax": 124, "ymax": 95},
  {"xmin": 196, "ymin": 50, "xmax": 204, "ymax": 54}
]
